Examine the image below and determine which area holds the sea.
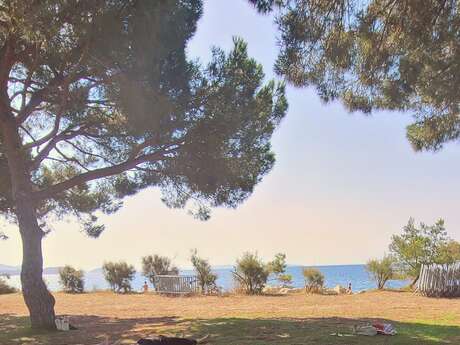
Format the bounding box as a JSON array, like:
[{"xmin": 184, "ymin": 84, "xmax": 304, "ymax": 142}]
[{"xmin": 6, "ymin": 264, "xmax": 409, "ymax": 292}]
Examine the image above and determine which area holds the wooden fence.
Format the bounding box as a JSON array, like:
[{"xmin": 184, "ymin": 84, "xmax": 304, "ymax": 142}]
[
  {"xmin": 417, "ymin": 263, "xmax": 460, "ymax": 297},
  {"xmin": 153, "ymin": 275, "xmax": 199, "ymax": 294}
]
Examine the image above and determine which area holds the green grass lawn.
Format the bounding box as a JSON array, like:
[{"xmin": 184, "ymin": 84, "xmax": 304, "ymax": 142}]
[{"xmin": 1, "ymin": 315, "xmax": 459, "ymax": 345}]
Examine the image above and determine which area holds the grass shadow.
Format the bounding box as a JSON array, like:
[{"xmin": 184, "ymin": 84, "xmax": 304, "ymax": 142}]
[
  {"xmin": 1, "ymin": 314, "xmax": 459, "ymax": 345},
  {"xmin": 0, "ymin": 313, "xmax": 182, "ymax": 345}
]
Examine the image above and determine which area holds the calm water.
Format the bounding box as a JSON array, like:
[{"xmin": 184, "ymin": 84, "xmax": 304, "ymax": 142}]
[{"xmin": 8, "ymin": 264, "xmax": 409, "ymax": 292}]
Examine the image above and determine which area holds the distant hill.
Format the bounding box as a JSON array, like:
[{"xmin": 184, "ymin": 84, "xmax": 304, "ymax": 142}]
[
  {"xmin": 0, "ymin": 264, "xmax": 62, "ymax": 275},
  {"xmin": 0, "ymin": 264, "xmax": 20, "ymax": 275}
]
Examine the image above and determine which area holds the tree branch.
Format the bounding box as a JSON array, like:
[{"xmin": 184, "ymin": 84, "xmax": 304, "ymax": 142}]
[
  {"xmin": 23, "ymin": 114, "xmax": 62, "ymax": 150},
  {"xmin": 32, "ymin": 151, "xmax": 173, "ymax": 201},
  {"xmin": 15, "ymin": 73, "xmax": 64, "ymax": 124},
  {"xmin": 28, "ymin": 126, "xmax": 91, "ymax": 171}
]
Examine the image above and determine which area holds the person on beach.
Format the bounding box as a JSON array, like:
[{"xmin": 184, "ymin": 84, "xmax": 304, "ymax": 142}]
[
  {"xmin": 143, "ymin": 281, "xmax": 149, "ymax": 293},
  {"xmin": 347, "ymin": 283, "xmax": 352, "ymax": 294}
]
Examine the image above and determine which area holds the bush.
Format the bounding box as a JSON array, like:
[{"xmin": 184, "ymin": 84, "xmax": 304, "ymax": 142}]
[
  {"xmin": 59, "ymin": 265, "xmax": 85, "ymax": 293},
  {"xmin": 102, "ymin": 261, "xmax": 136, "ymax": 293},
  {"xmin": 303, "ymin": 267, "xmax": 324, "ymax": 293},
  {"xmin": 142, "ymin": 254, "xmax": 178, "ymax": 287},
  {"xmin": 233, "ymin": 252, "xmax": 269, "ymax": 294},
  {"xmin": 277, "ymin": 273, "xmax": 293, "ymax": 288},
  {"xmin": 366, "ymin": 255, "xmax": 396, "ymax": 289},
  {"xmin": 0, "ymin": 275, "xmax": 17, "ymax": 294},
  {"xmin": 267, "ymin": 253, "xmax": 291, "ymax": 286},
  {"xmin": 190, "ymin": 249, "xmax": 218, "ymax": 293}
]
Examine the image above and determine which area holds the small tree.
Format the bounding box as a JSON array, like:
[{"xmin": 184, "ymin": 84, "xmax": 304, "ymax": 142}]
[
  {"xmin": 142, "ymin": 255, "xmax": 179, "ymax": 287},
  {"xmin": 59, "ymin": 266, "xmax": 85, "ymax": 293},
  {"xmin": 190, "ymin": 249, "xmax": 218, "ymax": 293},
  {"xmin": 233, "ymin": 252, "xmax": 269, "ymax": 294},
  {"xmin": 277, "ymin": 274, "xmax": 293, "ymax": 288},
  {"xmin": 366, "ymin": 256, "xmax": 396, "ymax": 290},
  {"xmin": 303, "ymin": 267, "xmax": 324, "ymax": 293},
  {"xmin": 0, "ymin": 275, "xmax": 17, "ymax": 295},
  {"xmin": 267, "ymin": 253, "xmax": 293, "ymax": 287},
  {"xmin": 102, "ymin": 261, "xmax": 136, "ymax": 293},
  {"xmin": 390, "ymin": 218, "xmax": 454, "ymax": 287}
]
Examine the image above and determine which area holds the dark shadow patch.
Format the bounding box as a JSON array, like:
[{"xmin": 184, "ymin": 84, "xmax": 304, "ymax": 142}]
[{"xmin": 1, "ymin": 314, "xmax": 459, "ymax": 345}]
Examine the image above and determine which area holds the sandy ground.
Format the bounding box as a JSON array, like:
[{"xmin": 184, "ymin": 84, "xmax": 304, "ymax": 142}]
[{"xmin": 2, "ymin": 290, "xmax": 460, "ymax": 321}]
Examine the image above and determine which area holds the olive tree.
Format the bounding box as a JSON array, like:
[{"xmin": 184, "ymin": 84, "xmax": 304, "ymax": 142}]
[
  {"xmin": 365, "ymin": 255, "xmax": 396, "ymax": 290},
  {"xmin": 303, "ymin": 267, "xmax": 324, "ymax": 293},
  {"xmin": 233, "ymin": 252, "xmax": 270, "ymax": 294},
  {"xmin": 0, "ymin": 0, "xmax": 286, "ymax": 328},
  {"xmin": 102, "ymin": 261, "xmax": 136, "ymax": 294},
  {"xmin": 59, "ymin": 265, "xmax": 84, "ymax": 293},
  {"xmin": 267, "ymin": 252, "xmax": 292, "ymax": 287},
  {"xmin": 190, "ymin": 249, "xmax": 217, "ymax": 293}
]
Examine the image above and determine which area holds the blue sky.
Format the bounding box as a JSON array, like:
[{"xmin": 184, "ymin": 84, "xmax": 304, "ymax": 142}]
[{"xmin": 1, "ymin": 0, "xmax": 459, "ymax": 269}]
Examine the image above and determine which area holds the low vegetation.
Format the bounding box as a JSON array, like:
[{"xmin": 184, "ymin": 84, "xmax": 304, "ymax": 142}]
[
  {"xmin": 233, "ymin": 252, "xmax": 270, "ymax": 294},
  {"xmin": 59, "ymin": 266, "xmax": 85, "ymax": 293},
  {"xmin": 268, "ymin": 253, "xmax": 292, "ymax": 287},
  {"xmin": 190, "ymin": 249, "xmax": 218, "ymax": 294},
  {"xmin": 102, "ymin": 261, "xmax": 136, "ymax": 293},
  {"xmin": 0, "ymin": 275, "xmax": 17, "ymax": 295},
  {"xmin": 366, "ymin": 255, "xmax": 396, "ymax": 290},
  {"xmin": 141, "ymin": 254, "xmax": 179, "ymax": 288},
  {"xmin": 303, "ymin": 267, "xmax": 325, "ymax": 293}
]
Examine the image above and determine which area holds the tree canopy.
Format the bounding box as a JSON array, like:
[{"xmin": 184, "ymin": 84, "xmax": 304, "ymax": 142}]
[
  {"xmin": 365, "ymin": 255, "xmax": 396, "ymax": 290},
  {"xmin": 0, "ymin": 0, "xmax": 287, "ymax": 235},
  {"xmin": 390, "ymin": 218, "xmax": 460, "ymax": 286},
  {"xmin": 190, "ymin": 249, "xmax": 218, "ymax": 293},
  {"xmin": 250, "ymin": 0, "xmax": 460, "ymax": 151},
  {"xmin": 0, "ymin": 0, "xmax": 287, "ymax": 328}
]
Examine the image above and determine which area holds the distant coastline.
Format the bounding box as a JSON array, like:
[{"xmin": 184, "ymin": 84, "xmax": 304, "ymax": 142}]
[
  {"xmin": 3, "ymin": 264, "xmax": 409, "ymax": 293},
  {"xmin": 0, "ymin": 264, "xmax": 62, "ymax": 276}
]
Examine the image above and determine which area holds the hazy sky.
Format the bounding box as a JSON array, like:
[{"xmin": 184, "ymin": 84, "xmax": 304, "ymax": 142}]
[{"xmin": 2, "ymin": 0, "xmax": 460, "ymax": 270}]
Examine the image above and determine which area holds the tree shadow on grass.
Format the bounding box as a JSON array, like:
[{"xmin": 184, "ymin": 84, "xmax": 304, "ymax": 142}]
[
  {"xmin": 0, "ymin": 314, "xmax": 459, "ymax": 345},
  {"xmin": 188, "ymin": 317, "xmax": 460, "ymax": 345},
  {"xmin": 0, "ymin": 313, "xmax": 183, "ymax": 345}
]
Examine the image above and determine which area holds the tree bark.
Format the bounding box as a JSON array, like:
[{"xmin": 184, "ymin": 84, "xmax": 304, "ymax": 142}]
[
  {"xmin": 17, "ymin": 197, "xmax": 56, "ymax": 329},
  {"xmin": 1, "ymin": 116, "xmax": 56, "ymax": 329}
]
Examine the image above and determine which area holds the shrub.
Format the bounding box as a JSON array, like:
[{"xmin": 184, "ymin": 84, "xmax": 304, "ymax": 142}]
[
  {"xmin": 267, "ymin": 253, "xmax": 291, "ymax": 286},
  {"xmin": 366, "ymin": 255, "xmax": 397, "ymax": 290},
  {"xmin": 190, "ymin": 249, "xmax": 218, "ymax": 294},
  {"xmin": 142, "ymin": 254, "xmax": 178, "ymax": 287},
  {"xmin": 233, "ymin": 252, "xmax": 269, "ymax": 294},
  {"xmin": 277, "ymin": 273, "xmax": 293, "ymax": 288},
  {"xmin": 102, "ymin": 261, "xmax": 136, "ymax": 293},
  {"xmin": 303, "ymin": 267, "xmax": 324, "ymax": 293},
  {"xmin": 59, "ymin": 265, "xmax": 85, "ymax": 293},
  {"xmin": 0, "ymin": 275, "xmax": 17, "ymax": 294}
]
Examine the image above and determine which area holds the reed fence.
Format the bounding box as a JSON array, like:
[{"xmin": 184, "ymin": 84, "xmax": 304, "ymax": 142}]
[{"xmin": 417, "ymin": 262, "xmax": 460, "ymax": 297}]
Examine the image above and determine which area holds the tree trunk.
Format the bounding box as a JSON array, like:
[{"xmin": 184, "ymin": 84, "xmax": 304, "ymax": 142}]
[
  {"xmin": 409, "ymin": 274, "xmax": 420, "ymax": 289},
  {"xmin": 17, "ymin": 197, "xmax": 56, "ymax": 329},
  {"xmin": 0, "ymin": 117, "xmax": 56, "ymax": 329}
]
